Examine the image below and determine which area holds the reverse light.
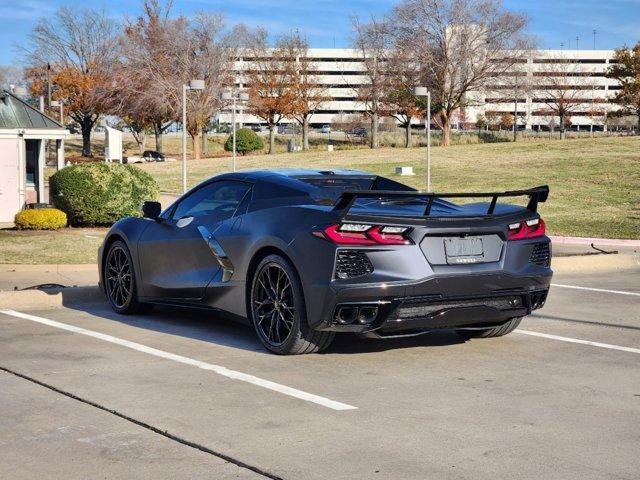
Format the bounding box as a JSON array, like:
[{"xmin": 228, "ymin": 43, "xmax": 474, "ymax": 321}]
[
  {"xmin": 507, "ymin": 218, "xmax": 546, "ymax": 240},
  {"xmin": 316, "ymin": 223, "xmax": 412, "ymax": 246}
]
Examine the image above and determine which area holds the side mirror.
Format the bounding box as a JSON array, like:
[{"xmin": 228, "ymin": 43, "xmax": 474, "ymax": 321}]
[{"xmin": 141, "ymin": 201, "xmax": 162, "ymax": 220}]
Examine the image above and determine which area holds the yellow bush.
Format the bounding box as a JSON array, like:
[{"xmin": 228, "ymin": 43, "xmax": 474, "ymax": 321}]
[{"xmin": 14, "ymin": 208, "xmax": 67, "ymax": 230}]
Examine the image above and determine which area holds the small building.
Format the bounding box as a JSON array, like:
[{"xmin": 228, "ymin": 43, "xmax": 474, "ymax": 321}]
[{"xmin": 0, "ymin": 89, "xmax": 67, "ymax": 222}]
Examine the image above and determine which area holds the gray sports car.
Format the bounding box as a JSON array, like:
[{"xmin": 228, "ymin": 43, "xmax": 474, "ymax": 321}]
[{"xmin": 98, "ymin": 169, "xmax": 552, "ymax": 355}]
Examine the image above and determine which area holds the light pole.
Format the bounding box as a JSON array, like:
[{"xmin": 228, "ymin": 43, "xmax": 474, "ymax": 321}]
[
  {"xmin": 413, "ymin": 86, "xmax": 431, "ymax": 192},
  {"xmin": 221, "ymin": 90, "xmax": 249, "ymax": 172},
  {"xmin": 182, "ymin": 79, "xmax": 205, "ymax": 194},
  {"xmin": 51, "ymin": 100, "xmax": 64, "ymax": 124}
]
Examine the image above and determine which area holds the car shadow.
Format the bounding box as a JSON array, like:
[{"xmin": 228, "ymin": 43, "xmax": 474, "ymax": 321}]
[{"xmin": 62, "ymin": 295, "xmax": 468, "ymax": 356}]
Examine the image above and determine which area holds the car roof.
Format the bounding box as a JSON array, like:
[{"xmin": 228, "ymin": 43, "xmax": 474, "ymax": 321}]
[{"xmin": 214, "ymin": 168, "xmax": 375, "ymax": 182}]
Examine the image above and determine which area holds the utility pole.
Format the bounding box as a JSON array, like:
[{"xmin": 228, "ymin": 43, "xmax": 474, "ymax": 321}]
[
  {"xmin": 576, "ymin": 36, "xmax": 580, "ymax": 50},
  {"xmin": 181, "ymin": 80, "xmax": 205, "ymax": 194},
  {"xmin": 593, "ymin": 29, "xmax": 597, "ymax": 50},
  {"xmin": 413, "ymin": 87, "xmax": 431, "ymax": 192},
  {"xmin": 221, "ymin": 90, "xmax": 249, "ymax": 172},
  {"xmin": 46, "ymin": 63, "xmax": 51, "ymax": 108}
]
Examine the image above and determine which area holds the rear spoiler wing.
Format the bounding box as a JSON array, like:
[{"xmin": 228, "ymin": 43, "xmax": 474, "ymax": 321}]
[{"xmin": 333, "ymin": 185, "xmax": 549, "ymax": 219}]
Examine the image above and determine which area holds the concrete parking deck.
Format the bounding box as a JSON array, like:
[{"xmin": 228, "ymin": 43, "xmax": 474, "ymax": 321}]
[{"xmin": 1, "ymin": 267, "xmax": 638, "ymax": 479}]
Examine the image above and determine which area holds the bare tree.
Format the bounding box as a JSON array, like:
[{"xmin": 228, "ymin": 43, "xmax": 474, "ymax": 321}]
[
  {"xmin": 122, "ymin": 0, "xmax": 177, "ymax": 154},
  {"xmin": 533, "ymin": 56, "xmax": 585, "ymax": 139},
  {"xmin": 26, "ymin": 7, "xmax": 120, "ymax": 156},
  {"xmin": 246, "ymin": 29, "xmax": 296, "ymax": 154},
  {"xmin": 388, "ymin": 0, "xmax": 532, "ymax": 146},
  {"xmin": 607, "ymin": 43, "xmax": 640, "ymax": 132},
  {"xmin": 381, "ymin": 48, "xmax": 422, "ymax": 147},
  {"xmin": 124, "ymin": 3, "xmax": 240, "ymax": 159},
  {"xmin": 281, "ymin": 33, "xmax": 329, "ymax": 150},
  {"xmin": 352, "ymin": 16, "xmax": 389, "ymax": 149}
]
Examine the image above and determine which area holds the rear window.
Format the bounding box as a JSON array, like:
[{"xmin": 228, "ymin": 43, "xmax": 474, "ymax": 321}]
[{"xmin": 297, "ymin": 177, "xmax": 375, "ymax": 204}]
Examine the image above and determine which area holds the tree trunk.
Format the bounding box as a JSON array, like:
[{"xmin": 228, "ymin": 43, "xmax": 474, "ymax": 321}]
[
  {"xmin": 513, "ymin": 100, "xmax": 518, "ymax": 142},
  {"xmin": 134, "ymin": 132, "xmax": 146, "ymax": 155},
  {"xmin": 268, "ymin": 125, "xmax": 276, "ymax": 154},
  {"xmin": 441, "ymin": 112, "xmax": 452, "ymax": 147},
  {"xmin": 202, "ymin": 128, "xmax": 208, "ymax": 157},
  {"xmin": 154, "ymin": 122, "xmax": 163, "ymax": 154},
  {"xmin": 80, "ymin": 119, "xmax": 92, "ymax": 157},
  {"xmin": 560, "ymin": 113, "xmax": 566, "ymax": 140},
  {"xmin": 302, "ymin": 117, "xmax": 310, "ymax": 150},
  {"xmin": 370, "ymin": 113, "xmax": 379, "ymax": 149},
  {"xmin": 404, "ymin": 123, "xmax": 412, "ymax": 148},
  {"xmin": 192, "ymin": 131, "xmax": 201, "ymax": 160}
]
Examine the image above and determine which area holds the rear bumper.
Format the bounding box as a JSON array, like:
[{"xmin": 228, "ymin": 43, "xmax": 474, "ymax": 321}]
[{"xmin": 312, "ymin": 270, "xmax": 552, "ymax": 333}]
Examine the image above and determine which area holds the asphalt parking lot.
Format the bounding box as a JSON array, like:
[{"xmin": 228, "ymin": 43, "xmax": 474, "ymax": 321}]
[{"xmin": 1, "ymin": 266, "xmax": 639, "ymax": 479}]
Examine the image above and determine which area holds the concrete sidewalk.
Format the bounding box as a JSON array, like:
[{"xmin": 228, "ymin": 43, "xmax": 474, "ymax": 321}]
[{"xmin": 0, "ymin": 264, "xmax": 98, "ymax": 291}]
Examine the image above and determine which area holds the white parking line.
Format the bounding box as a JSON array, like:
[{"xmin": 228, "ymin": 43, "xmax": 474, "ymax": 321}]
[
  {"xmin": 0, "ymin": 309, "xmax": 357, "ymax": 411},
  {"xmin": 516, "ymin": 329, "xmax": 640, "ymax": 354},
  {"xmin": 551, "ymin": 283, "xmax": 640, "ymax": 297}
]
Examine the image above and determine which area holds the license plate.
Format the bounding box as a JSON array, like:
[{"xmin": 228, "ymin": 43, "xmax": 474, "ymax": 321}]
[{"xmin": 444, "ymin": 237, "xmax": 485, "ymax": 264}]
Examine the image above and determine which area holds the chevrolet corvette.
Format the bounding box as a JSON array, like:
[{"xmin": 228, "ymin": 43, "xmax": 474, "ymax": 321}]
[{"xmin": 99, "ymin": 169, "xmax": 552, "ymax": 354}]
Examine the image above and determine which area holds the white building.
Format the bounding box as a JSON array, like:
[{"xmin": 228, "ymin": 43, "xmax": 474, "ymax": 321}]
[
  {"xmin": 0, "ymin": 90, "xmax": 67, "ymax": 222},
  {"xmin": 221, "ymin": 48, "xmax": 621, "ymax": 130}
]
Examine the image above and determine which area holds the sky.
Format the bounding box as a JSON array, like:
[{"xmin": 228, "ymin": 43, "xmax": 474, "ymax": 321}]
[{"xmin": 0, "ymin": 0, "xmax": 639, "ymax": 66}]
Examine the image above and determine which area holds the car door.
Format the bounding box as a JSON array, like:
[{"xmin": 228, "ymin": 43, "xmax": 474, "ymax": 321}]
[{"xmin": 137, "ymin": 180, "xmax": 252, "ymax": 301}]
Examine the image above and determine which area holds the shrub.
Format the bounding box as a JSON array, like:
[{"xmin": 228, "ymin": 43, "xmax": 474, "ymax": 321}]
[
  {"xmin": 14, "ymin": 208, "xmax": 67, "ymax": 230},
  {"xmin": 50, "ymin": 162, "xmax": 159, "ymax": 226},
  {"xmin": 224, "ymin": 128, "xmax": 264, "ymax": 155}
]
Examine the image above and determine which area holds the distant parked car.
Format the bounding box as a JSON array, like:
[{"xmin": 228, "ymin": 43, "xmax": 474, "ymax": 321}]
[
  {"xmin": 251, "ymin": 125, "xmax": 265, "ymax": 132},
  {"xmin": 321, "ymin": 124, "xmax": 331, "ymax": 134},
  {"xmin": 142, "ymin": 150, "xmax": 165, "ymax": 162},
  {"xmin": 66, "ymin": 124, "xmax": 79, "ymax": 134},
  {"xmin": 277, "ymin": 124, "xmax": 300, "ymax": 135},
  {"xmin": 349, "ymin": 127, "xmax": 368, "ymax": 138}
]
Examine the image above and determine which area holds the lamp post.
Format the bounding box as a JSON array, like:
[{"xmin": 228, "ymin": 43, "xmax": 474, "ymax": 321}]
[
  {"xmin": 182, "ymin": 79, "xmax": 205, "ymax": 194},
  {"xmin": 50, "ymin": 100, "xmax": 64, "ymax": 124},
  {"xmin": 221, "ymin": 90, "xmax": 249, "ymax": 172},
  {"xmin": 413, "ymin": 86, "xmax": 431, "ymax": 192}
]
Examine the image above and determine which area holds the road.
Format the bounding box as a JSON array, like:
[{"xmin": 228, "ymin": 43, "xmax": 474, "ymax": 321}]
[{"xmin": 1, "ymin": 267, "xmax": 639, "ymax": 479}]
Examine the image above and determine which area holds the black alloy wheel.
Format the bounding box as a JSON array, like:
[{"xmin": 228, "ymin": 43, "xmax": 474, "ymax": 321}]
[
  {"xmin": 253, "ymin": 262, "xmax": 295, "ymax": 347},
  {"xmin": 104, "ymin": 240, "xmax": 152, "ymax": 314},
  {"xmin": 250, "ymin": 254, "xmax": 334, "ymax": 355}
]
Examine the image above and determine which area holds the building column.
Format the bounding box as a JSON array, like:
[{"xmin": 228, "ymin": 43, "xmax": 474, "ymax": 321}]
[
  {"xmin": 18, "ymin": 137, "xmax": 25, "ymax": 209},
  {"xmin": 56, "ymin": 139, "xmax": 65, "ymax": 170},
  {"xmin": 37, "ymin": 139, "xmax": 46, "ymax": 203}
]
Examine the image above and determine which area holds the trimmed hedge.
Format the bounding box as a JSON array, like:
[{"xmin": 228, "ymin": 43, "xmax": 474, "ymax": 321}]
[
  {"xmin": 14, "ymin": 208, "xmax": 67, "ymax": 230},
  {"xmin": 224, "ymin": 128, "xmax": 264, "ymax": 155},
  {"xmin": 50, "ymin": 162, "xmax": 159, "ymax": 226}
]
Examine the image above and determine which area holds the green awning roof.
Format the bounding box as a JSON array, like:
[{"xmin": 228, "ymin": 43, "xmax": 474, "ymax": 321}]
[{"xmin": 0, "ymin": 89, "xmax": 63, "ymax": 129}]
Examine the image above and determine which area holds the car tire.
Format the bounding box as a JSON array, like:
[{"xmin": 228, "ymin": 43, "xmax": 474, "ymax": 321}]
[
  {"xmin": 249, "ymin": 254, "xmax": 334, "ymax": 355},
  {"xmin": 104, "ymin": 240, "xmax": 153, "ymax": 315},
  {"xmin": 456, "ymin": 317, "xmax": 522, "ymax": 338}
]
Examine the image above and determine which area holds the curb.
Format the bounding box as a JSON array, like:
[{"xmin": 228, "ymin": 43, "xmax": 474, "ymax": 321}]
[
  {"xmin": 0, "ymin": 286, "xmax": 104, "ymax": 310},
  {"xmin": 549, "ymin": 235, "xmax": 640, "ymax": 247},
  {"xmin": 1, "ymin": 264, "xmax": 97, "ymax": 273},
  {"xmin": 552, "ymin": 253, "xmax": 639, "ymax": 273}
]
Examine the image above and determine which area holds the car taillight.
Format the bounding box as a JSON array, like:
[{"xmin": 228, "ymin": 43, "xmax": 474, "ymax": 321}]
[
  {"xmin": 315, "ymin": 223, "xmax": 412, "ymax": 245},
  {"xmin": 507, "ymin": 218, "xmax": 546, "ymax": 240}
]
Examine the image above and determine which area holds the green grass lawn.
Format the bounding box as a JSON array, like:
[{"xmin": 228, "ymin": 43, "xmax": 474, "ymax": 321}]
[
  {"xmin": 4, "ymin": 136, "xmax": 638, "ymax": 265},
  {"xmin": 139, "ymin": 136, "xmax": 640, "ymax": 240},
  {"xmin": 0, "ymin": 228, "xmax": 106, "ymax": 264}
]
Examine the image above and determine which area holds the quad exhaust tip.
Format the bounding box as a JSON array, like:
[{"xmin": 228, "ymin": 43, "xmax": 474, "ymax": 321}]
[{"xmin": 334, "ymin": 305, "xmax": 379, "ymax": 325}]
